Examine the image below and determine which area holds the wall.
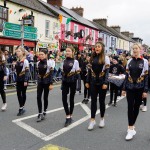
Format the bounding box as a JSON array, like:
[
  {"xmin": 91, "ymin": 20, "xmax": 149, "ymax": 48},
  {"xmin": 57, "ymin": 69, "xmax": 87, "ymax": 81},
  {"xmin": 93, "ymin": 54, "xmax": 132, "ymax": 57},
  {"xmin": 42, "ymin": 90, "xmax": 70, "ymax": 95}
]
[{"xmin": 0, "ymin": 1, "xmax": 61, "ymax": 51}]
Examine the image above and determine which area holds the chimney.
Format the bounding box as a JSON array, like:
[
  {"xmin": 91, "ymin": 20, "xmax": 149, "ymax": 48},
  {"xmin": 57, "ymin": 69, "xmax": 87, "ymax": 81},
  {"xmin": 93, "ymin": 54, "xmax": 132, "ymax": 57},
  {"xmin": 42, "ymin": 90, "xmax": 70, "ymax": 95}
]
[
  {"xmin": 111, "ymin": 26, "xmax": 121, "ymax": 33},
  {"xmin": 129, "ymin": 33, "xmax": 134, "ymax": 38},
  {"xmin": 71, "ymin": 7, "xmax": 84, "ymax": 17},
  {"xmin": 121, "ymin": 31, "xmax": 130, "ymax": 37},
  {"xmin": 93, "ymin": 18, "xmax": 107, "ymax": 27},
  {"xmin": 47, "ymin": 0, "xmax": 63, "ymax": 7}
]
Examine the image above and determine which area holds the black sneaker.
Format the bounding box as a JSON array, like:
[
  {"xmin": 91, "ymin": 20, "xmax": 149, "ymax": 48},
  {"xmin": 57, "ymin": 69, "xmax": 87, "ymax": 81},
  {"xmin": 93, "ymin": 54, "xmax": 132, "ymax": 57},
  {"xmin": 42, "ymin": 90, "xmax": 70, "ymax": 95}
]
[
  {"xmin": 64, "ymin": 118, "xmax": 71, "ymax": 127},
  {"xmin": 82, "ymin": 99, "xmax": 86, "ymax": 104},
  {"xmin": 17, "ymin": 109, "xmax": 26, "ymax": 116},
  {"xmin": 79, "ymin": 91, "xmax": 81, "ymax": 94},
  {"xmin": 37, "ymin": 114, "xmax": 43, "ymax": 122},
  {"xmin": 84, "ymin": 99, "xmax": 89, "ymax": 104}
]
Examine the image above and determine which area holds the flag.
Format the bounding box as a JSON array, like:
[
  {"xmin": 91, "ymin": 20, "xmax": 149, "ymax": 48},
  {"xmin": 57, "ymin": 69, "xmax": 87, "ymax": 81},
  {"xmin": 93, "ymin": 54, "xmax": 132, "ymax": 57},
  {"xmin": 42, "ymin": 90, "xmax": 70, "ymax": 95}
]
[
  {"xmin": 59, "ymin": 14, "xmax": 72, "ymax": 24},
  {"xmin": 66, "ymin": 18, "xmax": 72, "ymax": 24},
  {"xmin": 59, "ymin": 14, "xmax": 63, "ymax": 23}
]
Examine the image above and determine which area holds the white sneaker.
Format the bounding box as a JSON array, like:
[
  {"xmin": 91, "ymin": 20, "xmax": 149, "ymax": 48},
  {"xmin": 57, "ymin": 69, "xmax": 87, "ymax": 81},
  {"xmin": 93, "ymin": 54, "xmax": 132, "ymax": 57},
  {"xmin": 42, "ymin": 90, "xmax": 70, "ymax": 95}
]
[
  {"xmin": 1, "ymin": 103, "xmax": 7, "ymax": 111},
  {"xmin": 140, "ymin": 104, "xmax": 144, "ymax": 110},
  {"xmin": 142, "ymin": 106, "xmax": 147, "ymax": 112},
  {"xmin": 99, "ymin": 118, "xmax": 105, "ymax": 128},
  {"xmin": 88, "ymin": 120, "xmax": 96, "ymax": 131},
  {"xmin": 125, "ymin": 129, "xmax": 136, "ymax": 141}
]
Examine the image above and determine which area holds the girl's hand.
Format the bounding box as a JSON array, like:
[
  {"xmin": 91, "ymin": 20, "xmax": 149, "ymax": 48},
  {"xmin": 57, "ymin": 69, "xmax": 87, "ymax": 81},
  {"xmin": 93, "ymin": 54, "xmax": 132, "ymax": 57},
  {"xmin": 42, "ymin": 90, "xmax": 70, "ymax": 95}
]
[
  {"xmin": 102, "ymin": 84, "xmax": 107, "ymax": 90},
  {"xmin": 49, "ymin": 84, "xmax": 53, "ymax": 90},
  {"xmin": 122, "ymin": 91, "xmax": 126, "ymax": 96},
  {"xmin": 142, "ymin": 92, "xmax": 147, "ymax": 98},
  {"xmin": 3, "ymin": 76, "xmax": 7, "ymax": 81},
  {"xmin": 24, "ymin": 82, "xmax": 28, "ymax": 86},
  {"xmin": 85, "ymin": 83, "xmax": 90, "ymax": 89}
]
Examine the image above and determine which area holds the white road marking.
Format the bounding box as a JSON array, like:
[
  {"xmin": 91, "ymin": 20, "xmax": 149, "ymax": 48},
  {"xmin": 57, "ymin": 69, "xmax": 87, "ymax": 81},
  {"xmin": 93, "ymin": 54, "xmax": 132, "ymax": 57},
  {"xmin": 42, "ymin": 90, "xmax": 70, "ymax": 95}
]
[
  {"xmin": 12, "ymin": 94, "xmax": 125, "ymax": 141},
  {"xmin": 15, "ymin": 121, "xmax": 46, "ymax": 138},
  {"xmin": 12, "ymin": 102, "xmax": 81, "ymax": 123}
]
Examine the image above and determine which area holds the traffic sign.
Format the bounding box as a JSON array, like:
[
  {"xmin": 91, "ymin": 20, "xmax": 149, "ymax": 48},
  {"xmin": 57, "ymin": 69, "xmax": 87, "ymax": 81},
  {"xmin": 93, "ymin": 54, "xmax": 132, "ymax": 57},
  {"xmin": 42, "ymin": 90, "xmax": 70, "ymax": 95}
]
[
  {"xmin": 23, "ymin": 19, "xmax": 33, "ymax": 25},
  {"xmin": 3, "ymin": 22, "xmax": 21, "ymax": 31},
  {"xmin": 24, "ymin": 26, "xmax": 37, "ymax": 33},
  {"xmin": 24, "ymin": 32, "xmax": 37, "ymax": 40},
  {"xmin": 3, "ymin": 29, "xmax": 21, "ymax": 38}
]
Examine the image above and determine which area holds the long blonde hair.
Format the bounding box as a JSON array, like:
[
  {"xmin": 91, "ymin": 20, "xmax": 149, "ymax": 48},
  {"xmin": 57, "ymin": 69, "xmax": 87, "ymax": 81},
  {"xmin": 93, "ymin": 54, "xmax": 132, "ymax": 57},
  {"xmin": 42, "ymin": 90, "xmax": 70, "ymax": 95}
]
[{"xmin": 16, "ymin": 46, "xmax": 26, "ymax": 58}]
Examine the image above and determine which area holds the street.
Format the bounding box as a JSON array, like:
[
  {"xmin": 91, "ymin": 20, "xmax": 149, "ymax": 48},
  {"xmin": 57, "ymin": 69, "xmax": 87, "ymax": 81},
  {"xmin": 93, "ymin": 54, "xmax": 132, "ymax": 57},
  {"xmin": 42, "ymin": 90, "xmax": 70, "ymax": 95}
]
[{"xmin": 0, "ymin": 85, "xmax": 150, "ymax": 150}]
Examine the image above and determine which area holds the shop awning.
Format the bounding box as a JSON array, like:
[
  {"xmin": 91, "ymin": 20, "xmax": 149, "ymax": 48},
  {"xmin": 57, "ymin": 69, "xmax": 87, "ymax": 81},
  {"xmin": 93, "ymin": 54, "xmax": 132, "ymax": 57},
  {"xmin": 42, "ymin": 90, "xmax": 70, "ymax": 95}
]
[{"xmin": 0, "ymin": 37, "xmax": 36, "ymax": 47}]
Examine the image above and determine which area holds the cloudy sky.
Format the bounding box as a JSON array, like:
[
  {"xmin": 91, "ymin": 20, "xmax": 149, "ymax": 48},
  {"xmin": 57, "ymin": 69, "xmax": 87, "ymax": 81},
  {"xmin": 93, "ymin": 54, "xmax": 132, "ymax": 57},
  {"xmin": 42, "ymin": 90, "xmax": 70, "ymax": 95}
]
[{"xmin": 43, "ymin": 0, "xmax": 150, "ymax": 45}]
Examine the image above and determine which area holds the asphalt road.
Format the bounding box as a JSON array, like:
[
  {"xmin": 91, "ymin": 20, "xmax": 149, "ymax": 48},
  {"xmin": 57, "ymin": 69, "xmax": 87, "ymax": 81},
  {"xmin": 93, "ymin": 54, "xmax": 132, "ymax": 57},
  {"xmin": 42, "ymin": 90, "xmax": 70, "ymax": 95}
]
[{"xmin": 0, "ymin": 84, "xmax": 150, "ymax": 150}]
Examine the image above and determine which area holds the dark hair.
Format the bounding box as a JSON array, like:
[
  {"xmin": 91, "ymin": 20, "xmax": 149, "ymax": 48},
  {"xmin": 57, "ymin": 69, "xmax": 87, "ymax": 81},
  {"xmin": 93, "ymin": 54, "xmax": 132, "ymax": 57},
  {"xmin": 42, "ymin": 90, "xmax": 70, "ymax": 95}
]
[
  {"xmin": 90, "ymin": 41, "xmax": 105, "ymax": 64},
  {"xmin": 39, "ymin": 49, "xmax": 48, "ymax": 54}
]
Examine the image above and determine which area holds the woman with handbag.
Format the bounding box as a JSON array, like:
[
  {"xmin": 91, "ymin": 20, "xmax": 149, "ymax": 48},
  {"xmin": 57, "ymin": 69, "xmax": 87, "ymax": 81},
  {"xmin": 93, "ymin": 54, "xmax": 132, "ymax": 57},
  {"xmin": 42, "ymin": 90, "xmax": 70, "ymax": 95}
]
[
  {"xmin": 122, "ymin": 43, "xmax": 148, "ymax": 141},
  {"xmin": 61, "ymin": 46, "xmax": 80, "ymax": 127},
  {"xmin": 86, "ymin": 41, "xmax": 110, "ymax": 131}
]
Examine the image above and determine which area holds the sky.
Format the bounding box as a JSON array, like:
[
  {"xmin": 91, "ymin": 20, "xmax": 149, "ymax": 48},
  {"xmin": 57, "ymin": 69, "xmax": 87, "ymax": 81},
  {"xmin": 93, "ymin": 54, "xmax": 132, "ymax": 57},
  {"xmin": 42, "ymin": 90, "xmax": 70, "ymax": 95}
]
[{"xmin": 43, "ymin": 0, "xmax": 150, "ymax": 45}]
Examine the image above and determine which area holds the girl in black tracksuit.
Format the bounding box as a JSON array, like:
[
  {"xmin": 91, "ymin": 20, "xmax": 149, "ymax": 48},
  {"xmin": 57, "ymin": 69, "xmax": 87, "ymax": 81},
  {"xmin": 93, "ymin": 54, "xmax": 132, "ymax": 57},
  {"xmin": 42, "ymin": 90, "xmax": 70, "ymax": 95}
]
[
  {"xmin": 81, "ymin": 54, "xmax": 91, "ymax": 104},
  {"xmin": 0, "ymin": 50, "xmax": 7, "ymax": 111},
  {"xmin": 15, "ymin": 46, "xmax": 29, "ymax": 116},
  {"xmin": 122, "ymin": 43, "xmax": 148, "ymax": 141},
  {"xmin": 36, "ymin": 49, "xmax": 54, "ymax": 122},
  {"xmin": 62, "ymin": 46, "xmax": 80, "ymax": 127},
  {"xmin": 108, "ymin": 56, "xmax": 125, "ymax": 106},
  {"xmin": 86, "ymin": 41, "xmax": 110, "ymax": 131}
]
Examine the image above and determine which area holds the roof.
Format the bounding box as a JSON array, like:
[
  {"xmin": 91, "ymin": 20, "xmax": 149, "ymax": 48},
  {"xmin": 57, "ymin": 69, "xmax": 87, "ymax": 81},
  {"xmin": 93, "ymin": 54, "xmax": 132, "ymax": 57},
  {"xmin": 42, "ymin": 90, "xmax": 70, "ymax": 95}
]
[
  {"xmin": 105, "ymin": 26, "xmax": 135, "ymax": 42},
  {"xmin": 60, "ymin": 6, "xmax": 98, "ymax": 30},
  {"xmin": 8, "ymin": 0, "xmax": 55, "ymax": 17},
  {"xmin": 91, "ymin": 21, "xmax": 114, "ymax": 36},
  {"xmin": 38, "ymin": 0, "xmax": 74, "ymax": 19}
]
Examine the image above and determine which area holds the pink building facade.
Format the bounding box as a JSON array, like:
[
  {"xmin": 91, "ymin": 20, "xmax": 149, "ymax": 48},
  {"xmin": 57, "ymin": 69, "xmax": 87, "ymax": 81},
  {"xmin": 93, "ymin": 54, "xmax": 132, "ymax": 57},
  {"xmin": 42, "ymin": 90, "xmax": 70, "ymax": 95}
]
[{"xmin": 60, "ymin": 21, "xmax": 99, "ymax": 51}]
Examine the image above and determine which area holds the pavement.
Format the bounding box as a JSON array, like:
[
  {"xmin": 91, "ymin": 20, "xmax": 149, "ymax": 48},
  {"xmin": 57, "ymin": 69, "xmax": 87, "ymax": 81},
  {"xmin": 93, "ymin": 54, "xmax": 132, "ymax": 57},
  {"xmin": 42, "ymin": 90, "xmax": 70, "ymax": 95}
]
[{"xmin": 0, "ymin": 84, "xmax": 150, "ymax": 150}]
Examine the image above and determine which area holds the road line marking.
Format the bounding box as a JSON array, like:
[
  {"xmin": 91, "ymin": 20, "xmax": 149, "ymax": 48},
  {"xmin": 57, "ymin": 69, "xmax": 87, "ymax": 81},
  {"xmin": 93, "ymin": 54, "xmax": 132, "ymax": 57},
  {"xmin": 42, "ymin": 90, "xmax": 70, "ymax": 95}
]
[
  {"xmin": 39, "ymin": 144, "xmax": 70, "ymax": 150},
  {"xmin": 42, "ymin": 115, "xmax": 90, "ymax": 141},
  {"xmin": 12, "ymin": 102, "xmax": 81, "ymax": 123},
  {"xmin": 12, "ymin": 94, "xmax": 125, "ymax": 141},
  {"xmin": 15, "ymin": 121, "xmax": 46, "ymax": 139},
  {"xmin": 80, "ymin": 103, "xmax": 91, "ymax": 115}
]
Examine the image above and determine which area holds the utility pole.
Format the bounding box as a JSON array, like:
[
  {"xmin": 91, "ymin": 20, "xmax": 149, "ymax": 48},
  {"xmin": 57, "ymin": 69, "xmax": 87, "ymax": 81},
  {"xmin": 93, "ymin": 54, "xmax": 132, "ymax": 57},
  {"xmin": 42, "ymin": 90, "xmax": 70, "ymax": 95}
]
[{"xmin": 21, "ymin": 20, "xmax": 24, "ymax": 48}]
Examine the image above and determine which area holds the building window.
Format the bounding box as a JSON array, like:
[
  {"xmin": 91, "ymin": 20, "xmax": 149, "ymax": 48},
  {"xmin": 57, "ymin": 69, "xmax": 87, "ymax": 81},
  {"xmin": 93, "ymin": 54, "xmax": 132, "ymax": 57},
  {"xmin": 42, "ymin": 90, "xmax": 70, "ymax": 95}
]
[
  {"xmin": 0, "ymin": 6, "xmax": 8, "ymax": 31},
  {"xmin": 45, "ymin": 20, "xmax": 50, "ymax": 38},
  {"xmin": 65, "ymin": 23, "xmax": 71, "ymax": 40},
  {"xmin": 85, "ymin": 28, "xmax": 89, "ymax": 43},
  {"xmin": 92, "ymin": 30, "xmax": 95, "ymax": 44},
  {"xmin": 74, "ymin": 24, "xmax": 78, "ymax": 42},
  {"xmin": 85, "ymin": 28, "xmax": 89, "ymax": 37}
]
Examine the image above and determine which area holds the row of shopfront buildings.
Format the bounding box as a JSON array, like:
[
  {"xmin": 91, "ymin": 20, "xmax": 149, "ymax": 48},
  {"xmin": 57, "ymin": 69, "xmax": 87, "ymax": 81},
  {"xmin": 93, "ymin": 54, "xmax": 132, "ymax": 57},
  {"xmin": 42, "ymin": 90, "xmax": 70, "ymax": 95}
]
[{"xmin": 0, "ymin": 0, "xmax": 143, "ymax": 54}]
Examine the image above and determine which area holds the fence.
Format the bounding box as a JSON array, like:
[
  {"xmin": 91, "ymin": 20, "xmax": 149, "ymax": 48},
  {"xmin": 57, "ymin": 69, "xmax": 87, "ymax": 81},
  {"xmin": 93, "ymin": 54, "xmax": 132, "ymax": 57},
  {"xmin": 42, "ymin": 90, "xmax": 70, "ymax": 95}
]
[{"xmin": 5, "ymin": 63, "xmax": 62, "ymax": 87}]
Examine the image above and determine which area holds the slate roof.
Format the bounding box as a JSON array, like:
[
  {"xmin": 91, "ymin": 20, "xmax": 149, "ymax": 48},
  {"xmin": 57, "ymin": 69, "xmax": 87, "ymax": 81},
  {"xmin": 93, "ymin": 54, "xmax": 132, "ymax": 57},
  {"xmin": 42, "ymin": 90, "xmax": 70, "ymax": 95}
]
[
  {"xmin": 60, "ymin": 6, "xmax": 98, "ymax": 30},
  {"xmin": 91, "ymin": 21, "xmax": 114, "ymax": 36},
  {"xmin": 38, "ymin": 0, "xmax": 74, "ymax": 19},
  {"xmin": 8, "ymin": 0, "xmax": 55, "ymax": 17}
]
